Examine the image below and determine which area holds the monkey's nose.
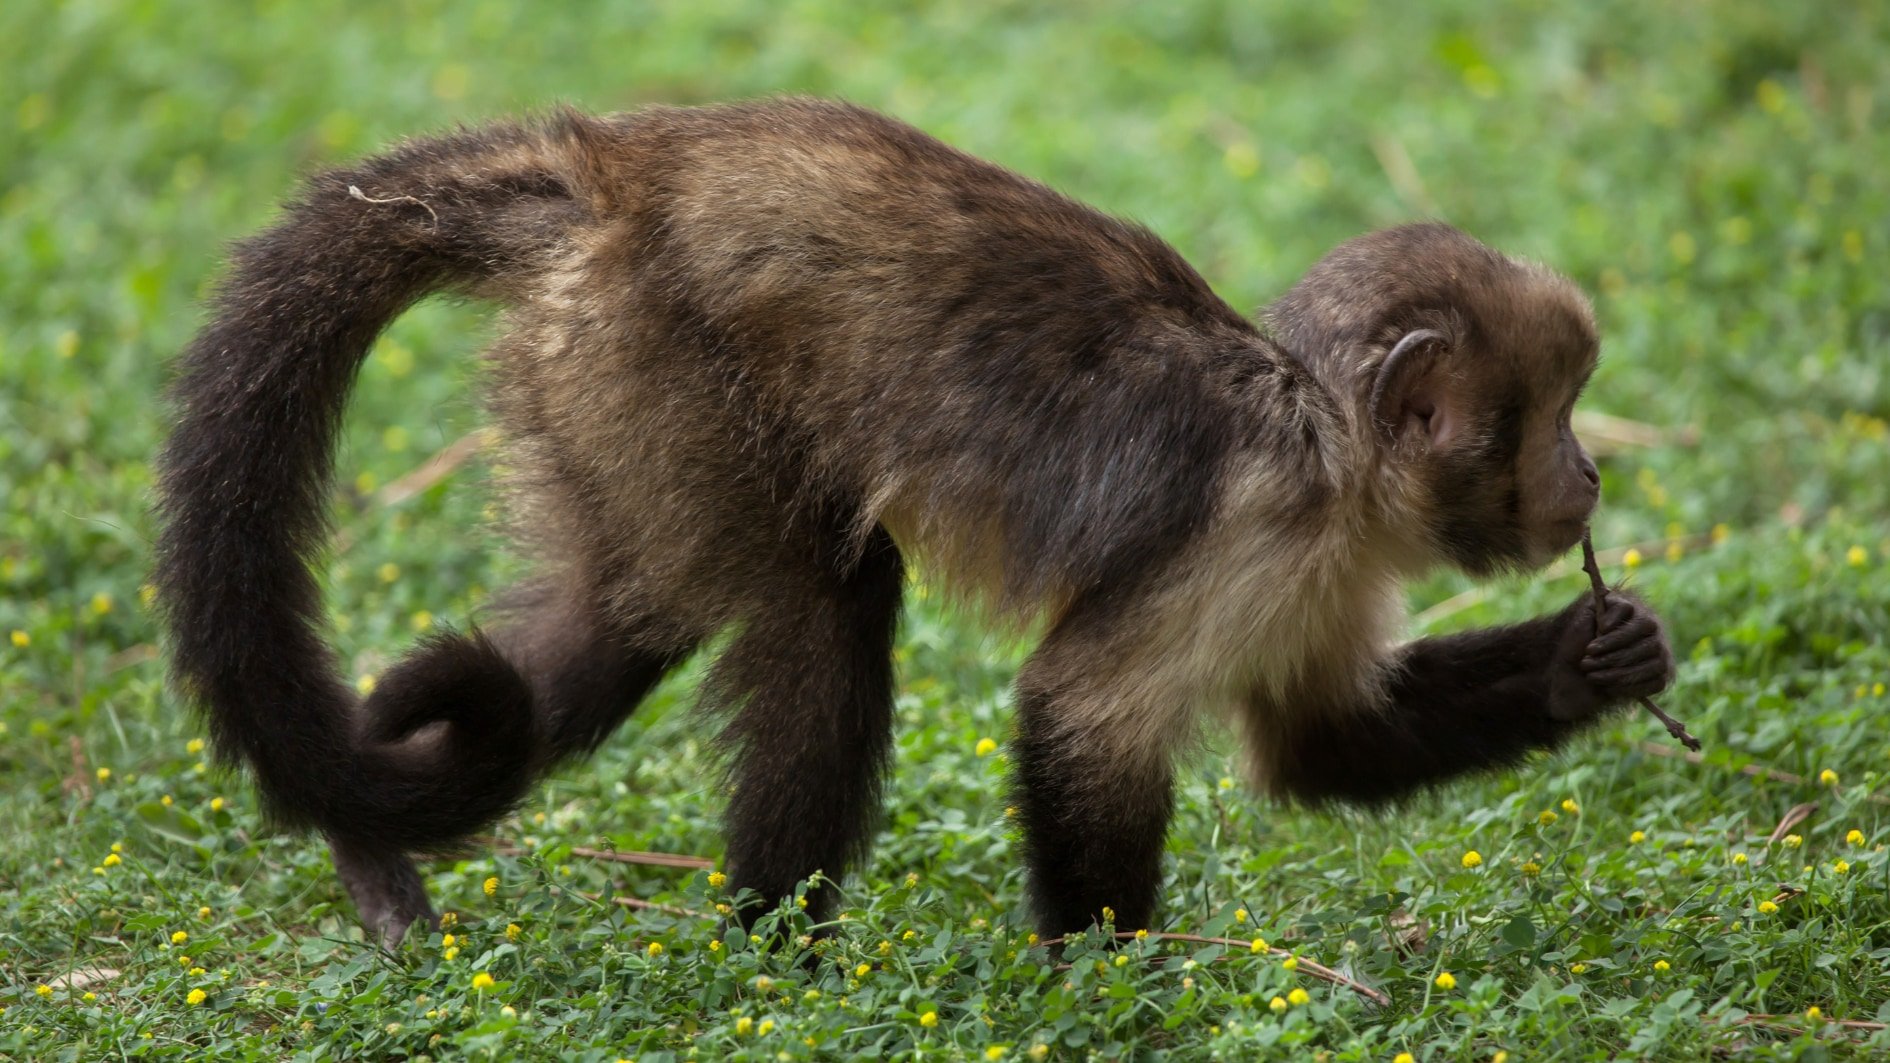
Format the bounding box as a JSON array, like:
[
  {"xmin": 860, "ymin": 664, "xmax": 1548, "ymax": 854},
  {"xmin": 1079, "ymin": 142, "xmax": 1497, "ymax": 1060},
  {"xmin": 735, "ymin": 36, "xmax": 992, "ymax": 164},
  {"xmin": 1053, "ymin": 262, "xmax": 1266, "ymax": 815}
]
[{"xmin": 1577, "ymin": 454, "xmax": 1600, "ymax": 489}]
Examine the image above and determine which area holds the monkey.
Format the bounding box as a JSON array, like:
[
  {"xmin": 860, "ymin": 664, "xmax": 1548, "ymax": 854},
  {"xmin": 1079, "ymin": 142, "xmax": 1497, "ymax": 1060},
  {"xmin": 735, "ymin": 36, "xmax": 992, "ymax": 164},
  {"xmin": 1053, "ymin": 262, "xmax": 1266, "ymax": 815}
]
[{"xmin": 153, "ymin": 98, "xmax": 1676, "ymax": 947}]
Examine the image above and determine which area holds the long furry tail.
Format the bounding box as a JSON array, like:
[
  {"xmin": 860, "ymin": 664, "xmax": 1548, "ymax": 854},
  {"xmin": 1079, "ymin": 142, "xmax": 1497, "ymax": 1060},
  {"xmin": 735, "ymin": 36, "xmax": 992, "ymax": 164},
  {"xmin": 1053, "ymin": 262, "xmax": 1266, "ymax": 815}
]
[{"xmin": 154, "ymin": 113, "xmax": 609, "ymax": 849}]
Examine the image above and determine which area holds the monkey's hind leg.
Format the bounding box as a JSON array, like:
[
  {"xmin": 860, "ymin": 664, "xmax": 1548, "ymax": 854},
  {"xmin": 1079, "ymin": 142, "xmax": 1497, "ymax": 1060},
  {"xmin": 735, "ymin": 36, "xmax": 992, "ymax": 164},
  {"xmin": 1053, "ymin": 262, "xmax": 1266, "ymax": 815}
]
[
  {"xmin": 329, "ymin": 833, "xmax": 438, "ymax": 948},
  {"xmin": 333, "ymin": 583, "xmax": 698, "ymax": 946},
  {"xmin": 712, "ymin": 529, "xmax": 904, "ymax": 927}
]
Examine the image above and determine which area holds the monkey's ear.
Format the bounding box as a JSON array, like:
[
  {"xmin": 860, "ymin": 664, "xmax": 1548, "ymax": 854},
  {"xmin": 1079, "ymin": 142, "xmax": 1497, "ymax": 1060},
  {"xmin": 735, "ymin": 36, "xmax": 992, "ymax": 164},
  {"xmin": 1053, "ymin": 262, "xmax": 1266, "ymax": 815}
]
[{"xmin": 1370, "ymin": 328, "xmax": 1454, "ymax": 447}]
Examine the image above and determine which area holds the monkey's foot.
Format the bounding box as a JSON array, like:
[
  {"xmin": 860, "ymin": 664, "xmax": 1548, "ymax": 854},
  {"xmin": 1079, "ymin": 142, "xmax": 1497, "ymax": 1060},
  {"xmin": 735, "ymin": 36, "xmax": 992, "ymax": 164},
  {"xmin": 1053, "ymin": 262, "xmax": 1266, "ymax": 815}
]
[{"xmin": 328, "ymin": 834, "xmax": 437, "ymax": 948}]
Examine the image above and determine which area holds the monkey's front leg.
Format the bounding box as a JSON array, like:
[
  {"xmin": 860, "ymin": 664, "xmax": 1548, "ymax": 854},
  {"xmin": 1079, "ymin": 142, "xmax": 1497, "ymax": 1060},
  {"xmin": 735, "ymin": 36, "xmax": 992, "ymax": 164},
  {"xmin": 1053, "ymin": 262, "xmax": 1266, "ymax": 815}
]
[
  {"xmin": 1262, "ymin": 590, "xmax": 1675, "ymax": 806},
  {"xmin": 1011, "ymin": 644, "xmax": 1181, "ymax": 938}
]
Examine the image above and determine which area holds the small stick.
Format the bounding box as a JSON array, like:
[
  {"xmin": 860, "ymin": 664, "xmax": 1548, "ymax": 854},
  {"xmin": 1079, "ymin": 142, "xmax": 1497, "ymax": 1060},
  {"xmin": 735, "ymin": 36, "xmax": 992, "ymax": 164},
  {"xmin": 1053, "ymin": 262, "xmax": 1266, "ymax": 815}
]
[
  {"xmin": 1581, "ymin": 530, "xmax": 1702, "ymax": 751},
  {"xmin": 480, "ymin": 838, "xmax": 714, "ymax": 870},
  {"xmin": 1038, "ymin": 931, "xmax": 1391, "ymax": 1007}
]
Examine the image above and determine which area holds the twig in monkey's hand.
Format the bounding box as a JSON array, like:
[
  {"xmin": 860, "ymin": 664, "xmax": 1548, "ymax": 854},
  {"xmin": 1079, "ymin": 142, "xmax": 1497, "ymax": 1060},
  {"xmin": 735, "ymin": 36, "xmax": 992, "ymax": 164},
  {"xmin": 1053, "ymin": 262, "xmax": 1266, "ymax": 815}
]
[{"xmin": 1581, "ymin": 530, "xmax": 1701, "ymax": 751}]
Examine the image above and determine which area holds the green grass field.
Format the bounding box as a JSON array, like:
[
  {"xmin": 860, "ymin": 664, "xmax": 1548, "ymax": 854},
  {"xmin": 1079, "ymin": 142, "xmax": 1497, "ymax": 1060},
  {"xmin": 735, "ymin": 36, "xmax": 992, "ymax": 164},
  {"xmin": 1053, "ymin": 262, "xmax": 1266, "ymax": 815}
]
[{"xmin": 4, "ymin": 1, "xmax": 1889, "ymax": 1058}]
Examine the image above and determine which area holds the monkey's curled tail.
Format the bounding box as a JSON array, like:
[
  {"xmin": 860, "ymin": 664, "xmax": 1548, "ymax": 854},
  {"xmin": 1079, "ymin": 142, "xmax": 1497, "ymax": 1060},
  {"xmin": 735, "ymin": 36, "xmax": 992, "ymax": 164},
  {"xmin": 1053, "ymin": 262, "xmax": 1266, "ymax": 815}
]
[{"xmin": 155, "ymin": 115, "xmax": 610, "ymax": 849}]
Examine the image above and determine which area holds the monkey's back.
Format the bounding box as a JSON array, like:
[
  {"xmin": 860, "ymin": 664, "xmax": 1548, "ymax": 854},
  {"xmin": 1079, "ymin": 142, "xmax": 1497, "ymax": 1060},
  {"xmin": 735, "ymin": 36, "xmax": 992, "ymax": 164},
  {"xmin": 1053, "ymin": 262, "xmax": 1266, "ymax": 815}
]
[{"xmin": 487, "ymin": 100, "xmax": 1333, "ymax": 631}]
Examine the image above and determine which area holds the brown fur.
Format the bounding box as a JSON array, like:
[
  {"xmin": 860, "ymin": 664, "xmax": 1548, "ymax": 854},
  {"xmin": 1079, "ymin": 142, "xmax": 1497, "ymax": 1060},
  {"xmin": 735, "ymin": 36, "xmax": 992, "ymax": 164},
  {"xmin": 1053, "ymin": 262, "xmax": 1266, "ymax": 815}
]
[{"xmin": 154, "ymin": 98, "xmax": 1671, "ymax": 943}]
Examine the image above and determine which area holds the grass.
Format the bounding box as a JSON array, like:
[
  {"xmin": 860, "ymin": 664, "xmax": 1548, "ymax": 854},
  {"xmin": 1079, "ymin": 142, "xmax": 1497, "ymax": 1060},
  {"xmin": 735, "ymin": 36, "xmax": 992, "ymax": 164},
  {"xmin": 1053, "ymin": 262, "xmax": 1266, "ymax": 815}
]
[{"xmin": 3, "ymin": 0, "xmax": 1889, "ymax": 1058}]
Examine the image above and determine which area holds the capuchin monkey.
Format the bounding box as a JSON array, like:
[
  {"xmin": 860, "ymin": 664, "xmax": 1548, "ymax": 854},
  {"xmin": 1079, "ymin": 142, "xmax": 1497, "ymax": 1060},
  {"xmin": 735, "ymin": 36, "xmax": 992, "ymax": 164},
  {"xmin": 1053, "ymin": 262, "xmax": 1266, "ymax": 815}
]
[{"xmin": 154, "ymin": 98, "xmax": 1675, "ymax": 945}]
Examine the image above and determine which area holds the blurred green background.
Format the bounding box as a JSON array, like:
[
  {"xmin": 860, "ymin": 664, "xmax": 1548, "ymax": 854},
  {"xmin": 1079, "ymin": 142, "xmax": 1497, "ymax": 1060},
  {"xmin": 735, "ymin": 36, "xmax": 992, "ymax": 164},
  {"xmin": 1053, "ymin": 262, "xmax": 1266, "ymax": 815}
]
[{"xmin": 3, "ymin": 1, "xmax": 1888, "ymax": 1059}]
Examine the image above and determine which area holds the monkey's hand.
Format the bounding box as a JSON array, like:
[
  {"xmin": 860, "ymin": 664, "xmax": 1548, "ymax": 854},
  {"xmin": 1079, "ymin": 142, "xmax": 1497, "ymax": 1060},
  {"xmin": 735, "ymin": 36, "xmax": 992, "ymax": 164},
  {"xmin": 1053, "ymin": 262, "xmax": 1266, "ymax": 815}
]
[{"xmin": 1547, "ymin": 591, "xmax": 1675, "ymax": 722}]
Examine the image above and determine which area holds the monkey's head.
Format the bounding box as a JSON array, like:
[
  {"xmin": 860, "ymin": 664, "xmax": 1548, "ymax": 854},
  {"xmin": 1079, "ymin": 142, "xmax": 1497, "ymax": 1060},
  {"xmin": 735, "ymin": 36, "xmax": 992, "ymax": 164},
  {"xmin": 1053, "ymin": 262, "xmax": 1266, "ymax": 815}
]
[{"xmin": 1268, "ymin": 223, "xmax": 1601, "ymax": 576}]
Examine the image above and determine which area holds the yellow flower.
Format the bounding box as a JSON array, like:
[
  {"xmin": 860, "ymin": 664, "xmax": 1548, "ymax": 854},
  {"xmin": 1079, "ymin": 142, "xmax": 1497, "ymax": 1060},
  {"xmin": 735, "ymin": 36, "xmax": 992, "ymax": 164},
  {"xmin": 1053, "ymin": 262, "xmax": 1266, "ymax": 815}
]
[
  {"xmin": 1560, "ymin": 798, "xmax": 1580, "ymax": 815},
  {"xmin": 1250, "ymin": 937, "xmax": 1269, "ymax": 954},
  {"xmin": 1395, "ymin": 1055, "xmax": 1416, "ymax": 1063},
  {"xmin": 188, "ymin": 967, "xmax": 206, "ymax": 976},
  {"xmin": 160, "ymin": 794, "xmax": 173, "ymax": 807},
  {"xmin": 411, "ymin": 610, "xmax": 434, "ymax": 632},
  {"xmin": 1732, "ymin": 852, "xmax": 1748, "ymax": 865},
  {"xmin": 1819, "ymin": 769, "xmax": 1839, "ymax": 786},
  {"xmin": 10, "ymin": 630, "xmax": 29, "ymax": 648},
  {"xmin": 440, "ymin": 912, "xmax": 457, "ymax": 927},
  {"xmin": 1461, "ymin": 850, "xmax": 1483, "ymax": 868},
  {"xmin": 708, "ymin": 940, "xmax": 721, "ymax": 953},
  {"xmin": 181, "ymin": 987, "xmax": 209, "ymax": 1007},
  {"xmin": 1538, "ymin": 810, "xmax": 1558, "ymax": 826},
  {"xmin": 1782, "ymin": 834, "xmax": 1803, "ymax": 848},
  {"xmin": 1570, "ymin": 963, "xmax": 1588, "ymax": 974},
  {"xmin": 1113, "ymin": 954, "xmax": 1128, "ymax": 967},
  {"xmin": 35, "ymin": 984, "xmax": 52, "ymax": 997},
  {"xmin": 985, "ymin": 1048, "xmax": 1008, "ymax": 1061},
  {"xmin": 83, "ymin": 991, "xmax": 96, "ymax": 1002},
  {"xmin": 470, "ymin": 971, "xmax": 493, "ymax": 990},
  {"xmin": 1520, "ymin": 861, "xmax": 1541, "ymax": 877},
  {"xmin": 1134, "ymin": 928, "xmax": 1149, "ymax": 940},
  {"xmin": 483, "ymin": 876, "xmax": 499, "ymax": 896},
  {"xmin": 209, "ymin": 796, "xmax": 225, "ymax": 812},
  {"xmin": 443, "ymin": 947, "xmax": 459, "ymax": 961},
  {"xmin": 1434, "ymin": 971, "xmax": 1457, "ymax": 990},
  {"xmin": 171, "ymin": 930, "xmax": 189, "ymax": 945},
  {"xmin": 1623, "ymin": 548, "xmax": 1643, "ymax": 569},
  {"xmin": 1233, "ymin": 908, "xmax": 1248, "ymax": 923},
  {"xmin": 735, "ymin": 1016, "xmax": 754, "ymax": 1035},
  {"xmin": 708, "ymin": 871, "xmax": 727, "ymax": 889},
  {"xmin": 91, "ymin": 592, "xmax": 113, "ymax": 615},
  {"xmin": 878, "ymin": 940, "xmax": 892, "ymax": 955},
  {"xmin": 1287, "ymin": 987, "xmax": 1311, "ymax": 1006},
  {"xmin": 1101, "ymin": 906, "xmax": 1115, "ymax": 924},
  {"xmin": 1653, "ymin": 960, "xmax": 1670, "ymax": 973},
  {"xmin": 1806, "ymin": 1006, "xmax": 1823, "ymax": 1020},
  {"xmin": 647, "ymin": 941, "xmax": 664, "ymax": 957},
  {"xmin": 1847, "ymin": 545, "xmax": 1869, "ymax": 567},
  {"xmin": 96, "ymin": 767, "xmax": 112, "ymax": 782},
  {"xmin": 854, "ymin": 963, "xmax": 872, "ymax": 978},
  {"xmin": 1847, "ymin": 829, "xmax": 1865, "ymax": 846},
  {"xmin": 974, "ymin": 737, "xmax": 998, "ymax": 757},
  {"xmin": 102, "ymin": 853, "xmax": 121, "ymax": 867},
  {"xmin": 1218, "ymin": 776, "xmax": 1235, "ymax": 791},
  {"xmin": 1281, "ymin": 956, "xmax": 1298, "ymax": 971},
  {"xmin": 1268, "ymin": 995, "xmax": 1287, "ymax": 1014},
  {"xmin": 505, "ymin": 923, "xmax": 521, "ymax": 941},
  {"xmin": 1630, "ymin": 830, "xmax": 1646, "ymax": 844},
  {"xmin": 919, "ymin": 1011, "xmax": 938, "ymax": 1028},
  {"xmin": 1493, "ymin": 1053, "xmax": 1510, "ymax": 1063},
  {"xmin": 754, "ymin": 976, "xmax": 774, "ymax": 992},
  {"xmin": 803, "ymin": 989, "xmax": 821, "ymax": 1002},
  {"xmin": 758, "ymin": 1019, "xmax": 775, "ymax": 1035},
  {"xmin": 906, "ymin": 872, "xmax": 920, "ymax": 888},
  {"xmin": 1025, "ymin": 933, "xmax": 1038, "ymax": 946},
  {"xmin": 1834, "ymin": 860, "xmax": 1851, "ymax": 875},
  {"xmin": 796, "ymin": 896, "xmax": 808, "ymax": 909},
  {"xmin": 441, "ymin": 933, "xmax": 456, "ymax": 948},
  {"xmin": 378, "ymin": 562, "xmax": 400, "ymax": 583},
  {"xmin": 1758, "ymin": 900, "xmax": 1779, "ymax": 914}
]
